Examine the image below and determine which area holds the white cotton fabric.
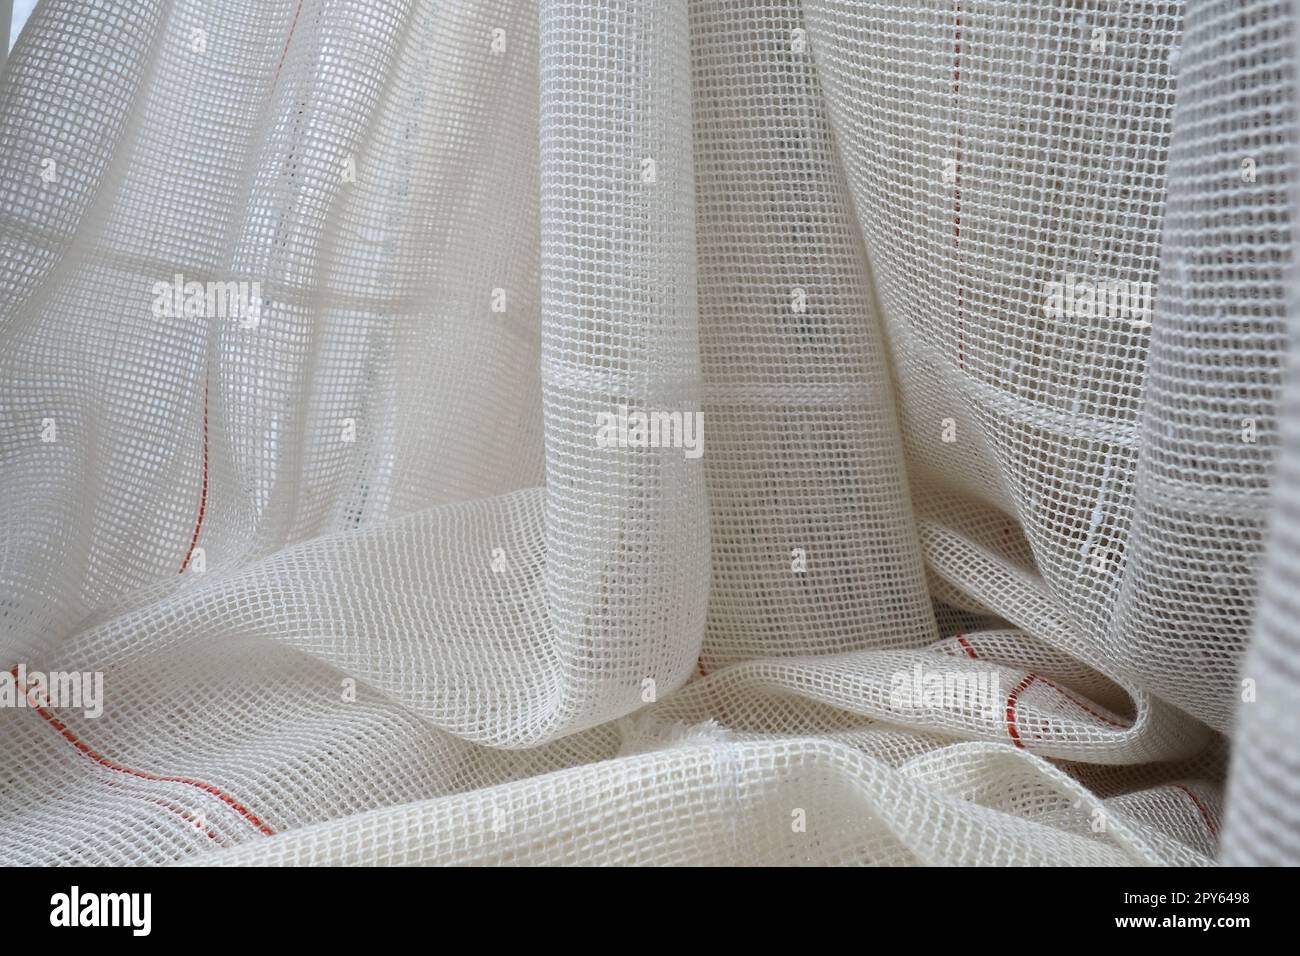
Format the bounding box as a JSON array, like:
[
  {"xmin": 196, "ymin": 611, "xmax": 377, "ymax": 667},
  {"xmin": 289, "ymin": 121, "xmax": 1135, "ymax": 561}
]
[{"xmin": 0, "ymin": 0, "xmax": 1294, "ymax": 865}]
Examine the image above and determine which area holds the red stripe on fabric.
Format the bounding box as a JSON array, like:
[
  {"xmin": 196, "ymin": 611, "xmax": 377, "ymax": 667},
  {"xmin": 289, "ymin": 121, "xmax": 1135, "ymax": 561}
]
[{"xmin": 13, "ymin": 667, "xmax": 273, "ymax": 836}]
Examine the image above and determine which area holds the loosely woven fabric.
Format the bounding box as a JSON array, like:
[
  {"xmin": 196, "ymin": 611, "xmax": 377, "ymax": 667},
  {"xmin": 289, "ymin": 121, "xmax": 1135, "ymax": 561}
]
[{"xmin": 0, "ymin": 0, "xmax": 1294, "ymax": 865}]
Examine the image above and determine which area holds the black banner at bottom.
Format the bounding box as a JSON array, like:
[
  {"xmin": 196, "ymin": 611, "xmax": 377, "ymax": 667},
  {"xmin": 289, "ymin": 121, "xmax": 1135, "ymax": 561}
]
[{"xmin": 0, "ymin": 865, "xmax": 1280, "ymax": 940}]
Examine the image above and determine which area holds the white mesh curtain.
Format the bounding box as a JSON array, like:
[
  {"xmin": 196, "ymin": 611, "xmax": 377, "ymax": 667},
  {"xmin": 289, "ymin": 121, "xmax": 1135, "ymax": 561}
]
[{"xmin": 0, "ymin": 0, "xmax": 1295, "ymax": 865}]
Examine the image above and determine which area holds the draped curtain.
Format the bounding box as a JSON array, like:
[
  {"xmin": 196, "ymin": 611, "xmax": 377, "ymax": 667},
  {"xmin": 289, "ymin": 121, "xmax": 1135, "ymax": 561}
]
[{"xmin": 0, "ymin": 0, "xmax": 1295, "ymax": 865}]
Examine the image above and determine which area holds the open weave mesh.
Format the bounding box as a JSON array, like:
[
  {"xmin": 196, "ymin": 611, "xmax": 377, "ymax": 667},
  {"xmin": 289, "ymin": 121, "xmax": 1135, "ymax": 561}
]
[{"xmin": 0, "ymin": 0, "xmax": 1295, "ymax": 865}]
